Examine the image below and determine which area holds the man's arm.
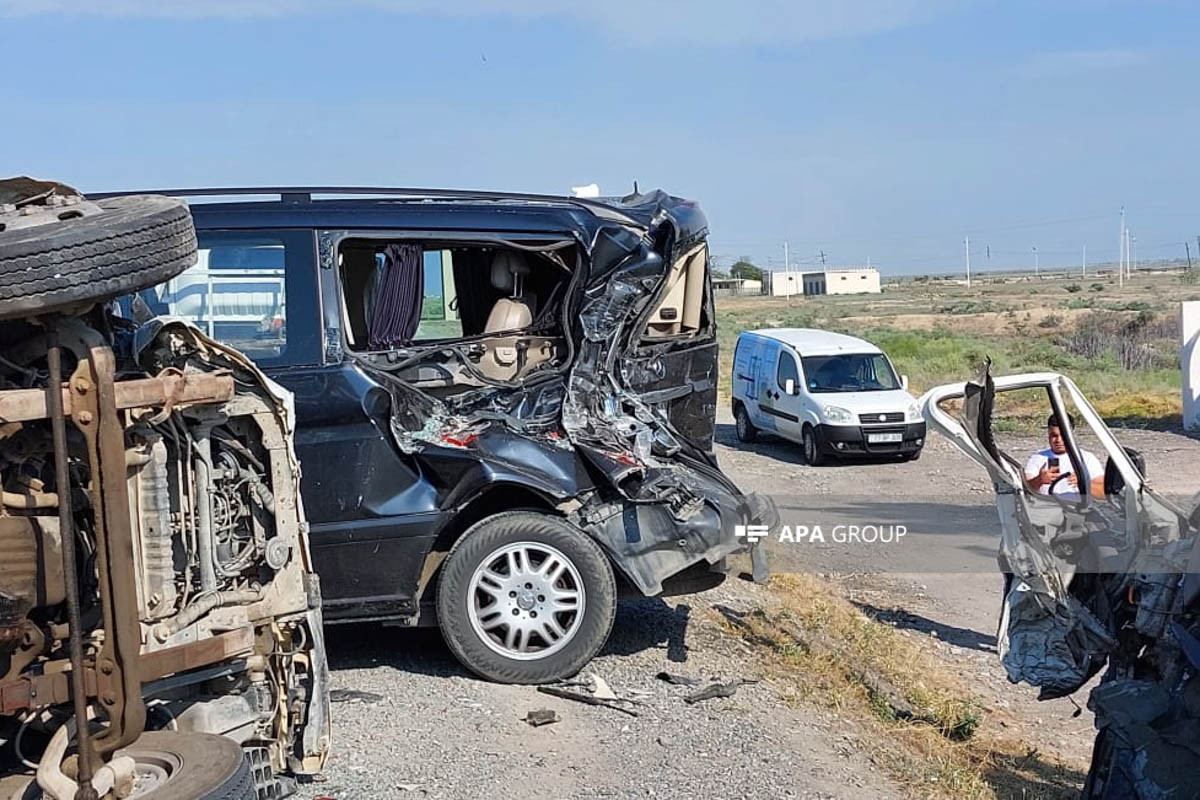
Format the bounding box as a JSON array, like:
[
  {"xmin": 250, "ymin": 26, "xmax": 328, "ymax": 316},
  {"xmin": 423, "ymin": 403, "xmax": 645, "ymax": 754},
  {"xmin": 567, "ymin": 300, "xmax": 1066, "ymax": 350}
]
[
  {"xmin": 1024, "ymin": 453, "xmax": 1056, "ymax": 492},
  {"xmin": 1067, "ymin": 453, "xmax": 1107, "ymax": 497}
]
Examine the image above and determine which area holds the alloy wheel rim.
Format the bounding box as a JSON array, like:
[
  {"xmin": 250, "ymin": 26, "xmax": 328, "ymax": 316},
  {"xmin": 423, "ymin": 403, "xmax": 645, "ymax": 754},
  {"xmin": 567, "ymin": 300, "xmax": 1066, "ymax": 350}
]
[{"xmin": 467, "ymin": 541, "xmax": 585, "ymax": 660}]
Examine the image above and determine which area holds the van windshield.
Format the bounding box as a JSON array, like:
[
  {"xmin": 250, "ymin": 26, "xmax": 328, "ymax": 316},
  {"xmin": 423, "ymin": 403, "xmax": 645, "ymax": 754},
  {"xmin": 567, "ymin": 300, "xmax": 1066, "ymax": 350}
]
[{"xmin": 801, "ymin": 353, "xmax": 900, "ymax": 393}]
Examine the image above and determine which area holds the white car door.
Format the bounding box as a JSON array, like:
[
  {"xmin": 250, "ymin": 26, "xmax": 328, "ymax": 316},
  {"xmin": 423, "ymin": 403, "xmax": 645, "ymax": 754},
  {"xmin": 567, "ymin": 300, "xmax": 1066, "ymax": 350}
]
[{"xmin": 765, "ymin": 348, "xmax": 805, "ymax": 443}]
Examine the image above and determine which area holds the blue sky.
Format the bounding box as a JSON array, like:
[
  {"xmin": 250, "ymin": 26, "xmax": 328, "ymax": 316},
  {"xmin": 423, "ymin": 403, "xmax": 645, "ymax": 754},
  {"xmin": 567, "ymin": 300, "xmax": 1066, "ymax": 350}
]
[{"xmin": 2, "ymin": 1, "xmax": 1197, "ymax": 275}]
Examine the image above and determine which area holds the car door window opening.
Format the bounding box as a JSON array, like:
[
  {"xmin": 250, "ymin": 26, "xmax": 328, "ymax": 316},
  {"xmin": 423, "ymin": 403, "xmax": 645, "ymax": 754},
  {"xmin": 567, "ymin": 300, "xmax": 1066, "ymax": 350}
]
[{"xmin": 337, "ymin": 237, "xmax": 576, "ymax": 393}]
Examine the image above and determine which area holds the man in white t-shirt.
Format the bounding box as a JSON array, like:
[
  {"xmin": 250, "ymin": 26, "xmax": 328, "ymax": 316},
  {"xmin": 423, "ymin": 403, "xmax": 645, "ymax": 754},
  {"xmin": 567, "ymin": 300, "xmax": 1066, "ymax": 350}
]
[{"xmin": 1024, "ymin": 412, "xmax": 1105, "ymax": 501}]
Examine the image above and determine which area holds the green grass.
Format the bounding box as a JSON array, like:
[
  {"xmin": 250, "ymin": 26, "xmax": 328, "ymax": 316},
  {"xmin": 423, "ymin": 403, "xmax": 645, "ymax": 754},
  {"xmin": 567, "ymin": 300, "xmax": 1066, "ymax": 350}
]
[{"xmin": 715, "ymin": 288, "xmax": 1184, "ymax": 427}]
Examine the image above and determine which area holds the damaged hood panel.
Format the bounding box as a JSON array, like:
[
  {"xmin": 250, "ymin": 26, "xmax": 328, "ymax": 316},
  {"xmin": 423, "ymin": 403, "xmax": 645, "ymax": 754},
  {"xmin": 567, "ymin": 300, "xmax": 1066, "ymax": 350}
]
[{"xmin": 921, "ymin": 368, "xmax": 1200, "ymax": 798}]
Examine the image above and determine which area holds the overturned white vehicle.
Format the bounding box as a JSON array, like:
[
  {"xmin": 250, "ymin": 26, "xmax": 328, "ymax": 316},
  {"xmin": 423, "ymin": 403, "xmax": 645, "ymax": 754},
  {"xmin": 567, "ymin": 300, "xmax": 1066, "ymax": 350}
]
[
  {"xmin": 922, "ymin": 369, "xmax": 1200, "ymax": 799},
  {"xmin": 0, "ymin": 179, "xmax": 330, "ymax": 799}
]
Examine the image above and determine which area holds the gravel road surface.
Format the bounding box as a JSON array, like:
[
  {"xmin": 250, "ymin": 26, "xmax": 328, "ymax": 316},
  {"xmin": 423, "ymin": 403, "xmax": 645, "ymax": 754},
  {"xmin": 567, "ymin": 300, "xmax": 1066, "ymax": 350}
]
[{"xmin": 295, "ymin": 412, "xmax": 1199, "ymax": 799}]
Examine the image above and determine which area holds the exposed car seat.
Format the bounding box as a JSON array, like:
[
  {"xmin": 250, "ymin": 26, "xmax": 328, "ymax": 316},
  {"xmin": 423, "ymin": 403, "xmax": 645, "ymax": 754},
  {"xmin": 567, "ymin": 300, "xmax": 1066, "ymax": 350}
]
[{"xmin": 484, "ymin": 251, "xmax": 533, "ymax": 334}]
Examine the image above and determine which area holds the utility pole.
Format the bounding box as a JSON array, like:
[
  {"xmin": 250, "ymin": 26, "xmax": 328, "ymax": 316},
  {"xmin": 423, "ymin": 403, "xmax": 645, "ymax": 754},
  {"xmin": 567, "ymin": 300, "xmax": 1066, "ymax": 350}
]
[
  {"xmin": 1033, "ymin": 245, "xmax": 1039, "ymax": 277},
  {"xmin": 1130, "ymin": 234, "xmax": 1136, "ymax": 277},
  {"xmin": 1119, "ymin": 208, "xmax": 1125, "ymax": 283},
  {"xmin": 964, "ymin": 235, "xmax": 971, "ymax": 288},
  {"xmin": 1186, "ymin": 240, "xmax": 1193, "ymax": 271},
  {"xmin": 1118, "ymin": 207, "xmax": 1126, "ymax": 289},
  {"xmin": 1083, "ymin": 244, "xmax": 1087, "ymax": 278},
  {"xmin": 819, "ymin": 250, "xmax": 827, "ymax": 268},
  {"xmin": 784, "ymin": 240, "xmax": 789, "ymax": 271}
]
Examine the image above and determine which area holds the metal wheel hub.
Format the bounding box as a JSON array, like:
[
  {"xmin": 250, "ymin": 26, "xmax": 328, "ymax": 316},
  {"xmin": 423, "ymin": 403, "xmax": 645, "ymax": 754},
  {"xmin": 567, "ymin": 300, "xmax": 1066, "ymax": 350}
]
[{"xmin": 467, "ymin": 541, "xmax": 585, "ymax": 661}]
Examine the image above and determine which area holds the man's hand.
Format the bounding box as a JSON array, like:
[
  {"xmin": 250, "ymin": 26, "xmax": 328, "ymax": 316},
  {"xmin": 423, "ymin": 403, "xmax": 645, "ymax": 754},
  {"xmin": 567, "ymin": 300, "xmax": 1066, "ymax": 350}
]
[{"xmin": 1030, "ymin": 463, "xmax": 1061, "ymax": 490}]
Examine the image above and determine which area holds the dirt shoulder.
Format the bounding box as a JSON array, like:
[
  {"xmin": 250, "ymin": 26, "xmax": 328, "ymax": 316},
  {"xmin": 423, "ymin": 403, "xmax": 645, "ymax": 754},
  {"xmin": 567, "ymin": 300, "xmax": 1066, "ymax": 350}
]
[{"xmin": 299, "ymin": 582, "xmax": 906, "ymax": 800}]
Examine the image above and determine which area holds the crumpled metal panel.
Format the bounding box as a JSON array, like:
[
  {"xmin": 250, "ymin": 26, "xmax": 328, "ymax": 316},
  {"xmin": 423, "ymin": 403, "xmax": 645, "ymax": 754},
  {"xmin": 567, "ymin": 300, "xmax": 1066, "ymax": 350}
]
[
  {"xmin": 350, "ymin": 192, "xmax": 769, "ymax": 593},
  {"xmin": 921, "ymin": 367, "xmax": 1200, "ymax": 797}
]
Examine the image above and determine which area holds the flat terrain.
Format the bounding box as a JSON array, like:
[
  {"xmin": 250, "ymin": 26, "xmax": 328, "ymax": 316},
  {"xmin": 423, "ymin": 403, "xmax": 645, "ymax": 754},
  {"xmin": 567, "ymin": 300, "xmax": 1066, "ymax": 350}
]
[
  {"xmin": 717, "ymin": 268, "xmax": 1197, "ymax": 425},
  {"xmin": 296, "ymin": 414, "xmax": 1200, "ymax": 800}
]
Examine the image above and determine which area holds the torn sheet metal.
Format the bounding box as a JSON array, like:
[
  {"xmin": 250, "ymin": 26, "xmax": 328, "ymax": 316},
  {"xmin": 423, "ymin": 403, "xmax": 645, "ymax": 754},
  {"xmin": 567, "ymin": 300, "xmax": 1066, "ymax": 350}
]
[
  {"xmin": 339, "ymin": 191, "xmax": 773, "ymax": 595},
  {"xmin": 921, "ymin": 367, "xmax": 1200, "ymax": 797}
]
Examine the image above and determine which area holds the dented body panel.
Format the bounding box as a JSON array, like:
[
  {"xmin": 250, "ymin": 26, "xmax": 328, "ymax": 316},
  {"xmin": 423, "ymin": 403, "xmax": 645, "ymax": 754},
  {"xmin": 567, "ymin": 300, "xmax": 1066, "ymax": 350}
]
[
  {"xmin": 165, "ymin": 189, "xmax": 773, "ymax": 625},
  {"xmin": 921, "ymin": 370, "xmax": 1200, "ymax": 798}
]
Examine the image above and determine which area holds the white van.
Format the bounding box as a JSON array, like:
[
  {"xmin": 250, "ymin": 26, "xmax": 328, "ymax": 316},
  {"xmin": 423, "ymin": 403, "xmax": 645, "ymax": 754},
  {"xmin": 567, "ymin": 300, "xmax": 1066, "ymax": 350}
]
[{"xmin": 731, "ymin": 328, "xmax": 925, "ymax": 464}]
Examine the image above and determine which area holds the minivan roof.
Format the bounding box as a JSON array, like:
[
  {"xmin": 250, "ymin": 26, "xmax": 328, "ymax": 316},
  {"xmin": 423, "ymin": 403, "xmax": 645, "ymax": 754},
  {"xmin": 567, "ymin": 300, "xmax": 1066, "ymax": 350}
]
[
  {"xmin": 744, "ymin": 328, "xmax": 883, "ymax": 356},
  {"xmin": 88, "ymin": 186, "xmax": 709, "ymax": 245}
]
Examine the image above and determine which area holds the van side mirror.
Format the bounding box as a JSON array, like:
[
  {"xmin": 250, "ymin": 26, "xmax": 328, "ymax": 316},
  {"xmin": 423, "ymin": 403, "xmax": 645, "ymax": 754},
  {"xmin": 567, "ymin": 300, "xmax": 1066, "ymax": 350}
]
[
  {"xmin": 1104, "ymin": 447, "xmax": 1146, "ymax": 497},
  {"xmin": 901, "ymin": 374, "xmax": 909, "ymax": 391},
  {"xmin": 785, "ymin": 379, "xmax": 796, "ymax": 396}
]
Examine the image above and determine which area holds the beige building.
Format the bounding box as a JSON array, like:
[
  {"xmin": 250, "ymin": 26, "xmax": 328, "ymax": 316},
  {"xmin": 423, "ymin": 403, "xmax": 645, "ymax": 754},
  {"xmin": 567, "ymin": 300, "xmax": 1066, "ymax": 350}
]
[
  {"xmin": 822, "ymin": 267, "xmax": 881, "ymax": 295},
  {"xmin": 765, "ymin": 267, "xmax": 881, "ymax": 296}
]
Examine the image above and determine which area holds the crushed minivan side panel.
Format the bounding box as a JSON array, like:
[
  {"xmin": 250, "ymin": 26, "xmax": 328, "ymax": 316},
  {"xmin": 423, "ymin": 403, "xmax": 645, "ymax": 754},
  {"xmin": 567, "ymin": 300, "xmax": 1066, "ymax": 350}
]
[{"xmin": 338, "ymin": 191, "xmax": 772, "ymax": 595}]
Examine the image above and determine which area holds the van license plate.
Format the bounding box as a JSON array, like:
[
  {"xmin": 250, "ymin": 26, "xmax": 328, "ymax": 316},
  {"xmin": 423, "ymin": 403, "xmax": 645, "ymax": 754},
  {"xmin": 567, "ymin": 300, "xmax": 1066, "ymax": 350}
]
[{"xmin": 867, "ymin": 432, "xmax": 903, "ymax": 444}]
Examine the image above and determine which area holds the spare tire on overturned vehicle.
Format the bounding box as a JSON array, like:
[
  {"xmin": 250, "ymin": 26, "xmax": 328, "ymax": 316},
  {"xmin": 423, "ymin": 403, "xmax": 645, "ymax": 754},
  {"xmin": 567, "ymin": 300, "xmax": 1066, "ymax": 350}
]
[{"xmin": 0, "ymin": 190, "xmax": 196, "ymax": 321}]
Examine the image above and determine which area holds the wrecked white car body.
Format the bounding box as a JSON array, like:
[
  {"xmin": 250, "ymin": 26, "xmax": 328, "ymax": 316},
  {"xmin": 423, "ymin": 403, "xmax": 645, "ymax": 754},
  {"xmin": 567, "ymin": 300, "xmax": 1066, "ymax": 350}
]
[{"xmin": 922, "ymin": 369, "xmax": 1200, "ymax": 798}]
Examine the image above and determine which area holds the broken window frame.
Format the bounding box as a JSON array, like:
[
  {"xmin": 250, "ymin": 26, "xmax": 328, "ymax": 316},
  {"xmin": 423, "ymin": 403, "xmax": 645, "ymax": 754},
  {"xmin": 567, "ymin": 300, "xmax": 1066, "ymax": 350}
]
[
  {"xmin": 320, "ymin": 229, "xmax": 585, "ymax": 392},
  {"xmin": 922, "ymin": 372, "xmax": 1154, "ymax": 511}
]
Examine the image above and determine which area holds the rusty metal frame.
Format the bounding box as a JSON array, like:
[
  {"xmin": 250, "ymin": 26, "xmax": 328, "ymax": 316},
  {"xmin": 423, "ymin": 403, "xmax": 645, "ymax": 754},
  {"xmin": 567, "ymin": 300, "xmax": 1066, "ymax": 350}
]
[
  {"xmin": 44, "ymin": 327, "xmax": 98, "ymax": 799},
  {"xmin": 0, "ymin": 627, "xmax": 255, "ymax": 716},
  {"xmin": 70, "ymin": 343, "xmax": 147, "ymax": 759},
  {"xmin": 0, "ymin": 371, "xmax": 233, "ymax": 424}
]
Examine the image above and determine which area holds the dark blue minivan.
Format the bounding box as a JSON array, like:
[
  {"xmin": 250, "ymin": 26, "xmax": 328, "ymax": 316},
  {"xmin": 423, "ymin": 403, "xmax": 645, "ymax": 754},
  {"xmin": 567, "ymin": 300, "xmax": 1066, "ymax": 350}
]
[{"xmin": 111, "ymin": 186, "xmax": 773, "ymax": 683}]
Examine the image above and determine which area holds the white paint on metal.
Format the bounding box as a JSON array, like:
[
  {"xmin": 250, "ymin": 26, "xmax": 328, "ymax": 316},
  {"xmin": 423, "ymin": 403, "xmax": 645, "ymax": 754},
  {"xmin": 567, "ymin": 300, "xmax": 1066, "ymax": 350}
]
[{"xmin": 1183, "ymin": 301, "xmax": 1200, "ymax": 431}]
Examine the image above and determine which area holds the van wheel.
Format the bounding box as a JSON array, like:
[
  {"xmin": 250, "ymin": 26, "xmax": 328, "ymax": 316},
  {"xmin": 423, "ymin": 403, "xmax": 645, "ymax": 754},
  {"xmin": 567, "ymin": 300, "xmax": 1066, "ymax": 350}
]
[
  {"xmin": 802, "ymin": 425, "xmax": 826, "ymax": 466},
  {"xmin": 734, "ymin": 405, "xmax": 757, "ymax": 443},
  {"xmin": 116, "ymin": 731, "xmax": 254, "ymax": 799},
  {"xmin": 436, "ymin": 511, "xmax": 616, "ymax": 684}
]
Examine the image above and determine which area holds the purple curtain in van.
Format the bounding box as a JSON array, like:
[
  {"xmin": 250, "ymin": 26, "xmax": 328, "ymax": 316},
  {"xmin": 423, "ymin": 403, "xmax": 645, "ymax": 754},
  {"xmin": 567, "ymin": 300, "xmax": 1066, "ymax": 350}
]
[{"xmin": 368, "ymin": 244, "xmax": 423, "ymax": 348}]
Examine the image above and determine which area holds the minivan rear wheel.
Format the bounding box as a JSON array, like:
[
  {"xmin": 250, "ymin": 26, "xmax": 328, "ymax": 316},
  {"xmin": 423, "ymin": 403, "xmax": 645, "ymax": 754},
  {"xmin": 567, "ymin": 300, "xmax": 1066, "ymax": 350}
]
[
  {"xmin": 734, "ymin": 404, "xmax": 757, "ymax": 443},
  {"xmin": 436, "ymin": 511, "xmax": 617, "ymax": 684}
]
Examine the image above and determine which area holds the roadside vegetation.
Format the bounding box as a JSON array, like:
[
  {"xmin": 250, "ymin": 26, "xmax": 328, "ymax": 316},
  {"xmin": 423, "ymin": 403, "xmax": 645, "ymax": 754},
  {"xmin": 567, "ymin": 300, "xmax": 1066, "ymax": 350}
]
[
  {"xmin": 716, "ymin": 574, "xmax": 1084, "ymax": 799},
  {"xmin": 715, "ymin": 270, "xmax": 1191, "ymax": 428}
]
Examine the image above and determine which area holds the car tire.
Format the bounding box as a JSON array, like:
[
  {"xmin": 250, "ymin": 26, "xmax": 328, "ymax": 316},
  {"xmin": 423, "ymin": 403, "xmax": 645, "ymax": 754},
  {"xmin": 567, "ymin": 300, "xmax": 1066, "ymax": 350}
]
[
  {"xmin": 734, "ymin": 404, "xmax": 758, "ymax": 443},
  {"xmin": 436, "ymin": 510, "xmax": 617, "ymax": 684},
  {"xmin": 115, "ymin": 731, "xmax": 254, "ymax": 799},
  {"xmin": 802, "ymin": 425, "xmax": 826, "ymax": 466},
  {"xmin": 0, "ymin": 195, "xmax": 197, "ymax": 321},
  {"xmin": 904, "ymin": 449, "xmax": 922, "ymax": 462}
]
